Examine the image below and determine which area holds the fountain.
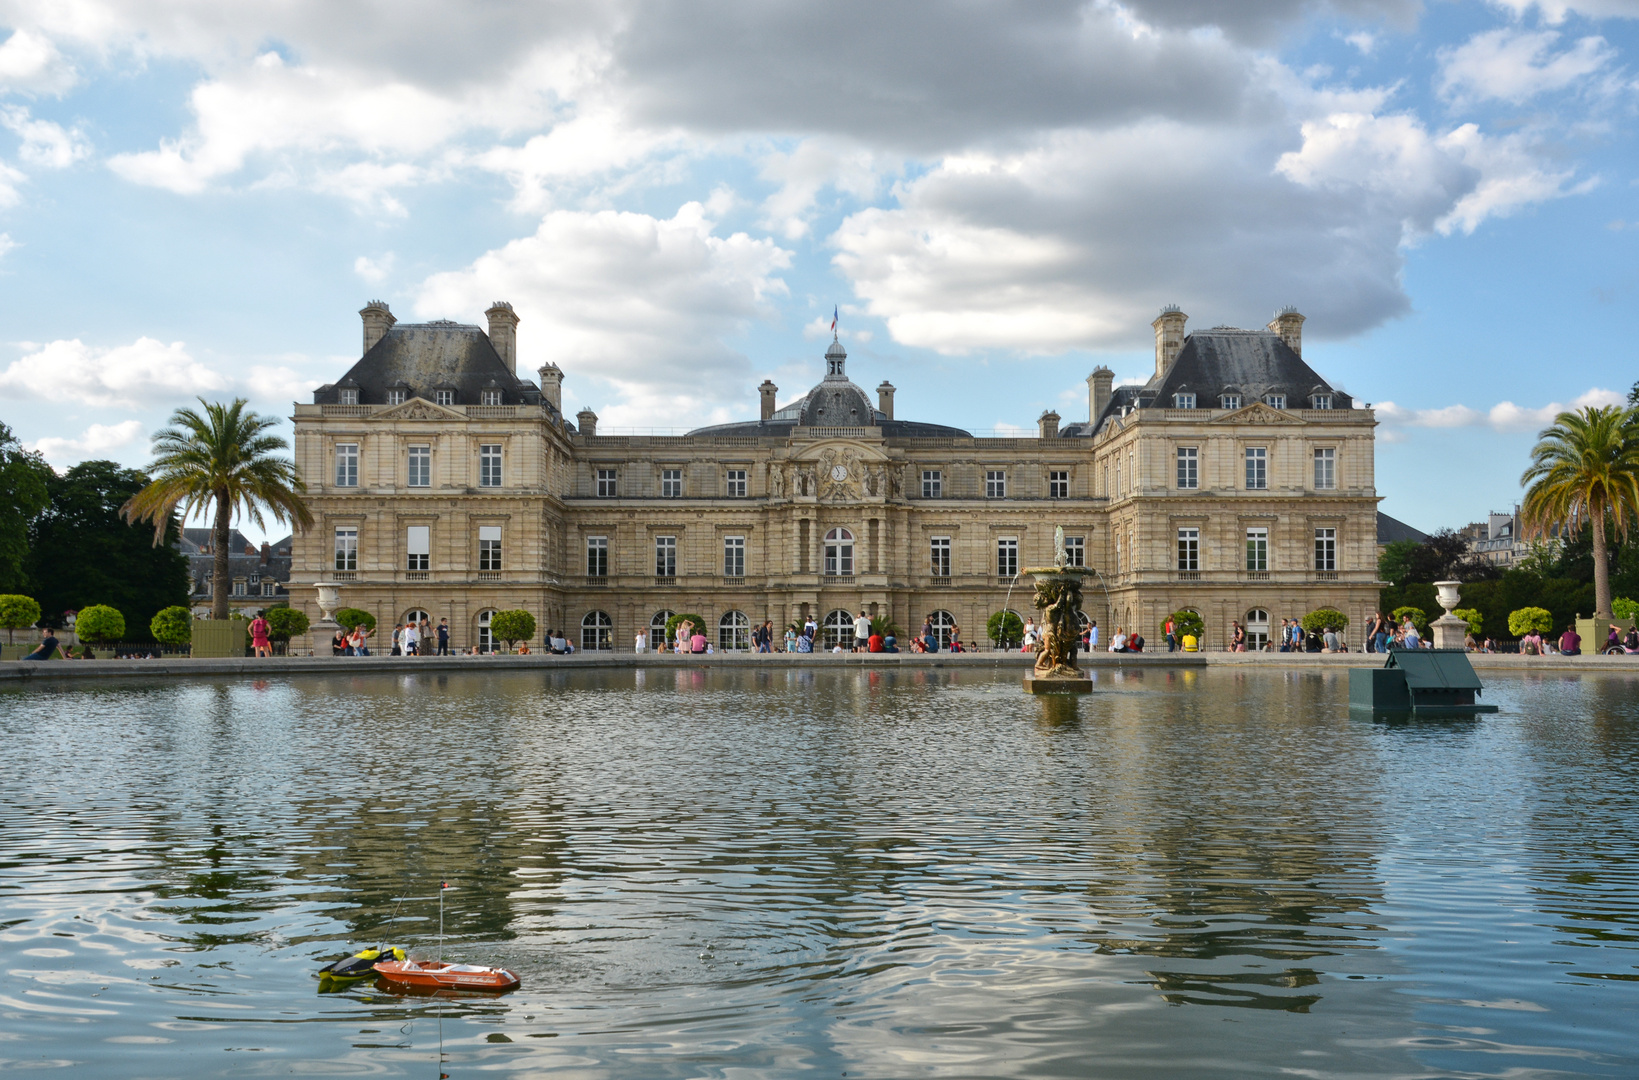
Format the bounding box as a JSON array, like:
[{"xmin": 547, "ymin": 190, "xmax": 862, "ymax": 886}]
[{"xmin": 1022, "ymin": 527, "xmax": 1094, "ymax": 694}]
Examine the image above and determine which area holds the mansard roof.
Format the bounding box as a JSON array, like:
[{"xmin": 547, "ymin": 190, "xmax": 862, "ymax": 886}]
[{"xmin": 312, "ymin": 321, "xmax": 543, "ymax": 409}]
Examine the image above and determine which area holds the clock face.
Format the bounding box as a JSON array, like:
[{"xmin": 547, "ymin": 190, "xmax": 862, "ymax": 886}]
[{"xmin": 830, "ymin": 465, "xmax": 849, "ymax": 481}]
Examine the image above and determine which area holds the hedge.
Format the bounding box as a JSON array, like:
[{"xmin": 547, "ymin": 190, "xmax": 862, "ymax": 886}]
[
  {"xmin": 334, "ymin": 608, "xmax": 377, "ymax": 633},
  {"xmin": 265, "ymin": 607, "xmax": 310, "ymax": 641},
  {"xmin": 1508, "ymin": 607, "xmax": 1553, "ymax": 636},
  {"xmin": 1301, "ymin": 607, "xmax": 1350, "ymax": 634},
  {"xmin": 0, "ymin": 594, "xmax": 41, "ymax": 643},
  {"xmin": 75, "ymin": 604, "xmax": 126, "ymax": 644},
  {"xmin": 150, "ymin": 605, "xmax": 193, "ymax": 645}
]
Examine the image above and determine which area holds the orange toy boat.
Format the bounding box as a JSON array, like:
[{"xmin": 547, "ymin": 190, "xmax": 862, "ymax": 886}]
[{"xmin": 373, "ymin": 959, "xmax": 520, "ymax": 992}]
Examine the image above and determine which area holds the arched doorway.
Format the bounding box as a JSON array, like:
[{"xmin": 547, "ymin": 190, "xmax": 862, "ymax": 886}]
[
  {"xmin": 476, "ymin": 609, "xmax": 496, "ymax": 654},
  {"xmin": 650, "ymin": 610, "xmax": 674, "ymax": 651},
  {"xmin": 581, "ymin": 611, "xmax": 613, "ymax": 652},
  {"xmin": 1245, "ymin": 608, "xmax": 1270, "ymax": 651},
  {"xmin": 928, "ymin": 609, "xmax": 956, "ymax": 648},
  {"xmin": 718, "ymin": 610, "xmax": 751, "ymax": 651},
  {"xmin": 822, "ymin": 609, "xmax": 854, "ymax": 650}
]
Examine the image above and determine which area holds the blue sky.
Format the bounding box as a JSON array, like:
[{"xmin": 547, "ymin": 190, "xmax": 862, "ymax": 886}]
[{"xmin": 0, "ymin": 0, "xmax": 1635, "ymax": 541}]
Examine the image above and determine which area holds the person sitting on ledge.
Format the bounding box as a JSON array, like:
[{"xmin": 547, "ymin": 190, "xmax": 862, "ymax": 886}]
[
  {"xmin": 1128, "ymin": 632, "xmax": 1144, "ymax": 653},
  {"xmin": 23, "ymin": 627, "xmax": 61, "ymax": 660},
  {"xmin": 868, "ymin": 630, "xmax": 884, "ymax": 652},
  {"xmin": 1109, "ymin": 626, "xmax": 1127, "ymax": 653},
  {"xmin": 883, "ymin": 634, "xmax": 898, "ymax": 653},
  {"xmin": 1559, "ymin": 624, "xmax": 1581, "ymax": 656}
]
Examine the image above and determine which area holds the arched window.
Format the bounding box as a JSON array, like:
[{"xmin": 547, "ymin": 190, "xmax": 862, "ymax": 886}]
[
  {"xmin": 822, "ymin": 609, "xmax": 855, "ymax": 650},
  {"xmin": 824, "ymin": 528, "xmax": 854, "ymax": 576},
  {"xmin": 476, "ymin": 609, "xmax": 496, "ymax": 654},
  {"xmin": 405, "ymin": 608, "xmax": 429, "ymax": 626},
  {"xmin": 928, "ymin": 609, "xmax": 957, "ymax": 647},
  {"xmin": 650, "ymin": 610, "xmax": 674, "ymax": 649},
  {"xmin": 581, "ymin": 611, "xmax": 613, "ymax": 652},
  {"xmin": 718, "ymin": 610, "xmax": 751, "ymax": 651},
  {"xmin": 1245, "ymin": 608, "xmax": 1270, "ymax": 651}
]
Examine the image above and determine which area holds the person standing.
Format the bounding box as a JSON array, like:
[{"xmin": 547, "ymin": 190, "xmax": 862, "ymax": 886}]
[
  {"xmin": 249, "ymin": 612, "xmax": 272, "ymax": 658},
  {"xmin": 402, "ymin": 619, "xmax": 419, "ymax": 657},
  {"xmin": 635, "ymin": 627, "xmax": 648, "ymax": 653},
  {"xmin": 1164, "ymin": 615, "xmax": 1176, "ymax": 653},
  {"xmin": 1231, "ymin": 621, "xmax": 1246, "ymax": 652},
  {"xmin": 1087, "ymin": 620, "xmax": 1099, "ymax": 650},
  {"xmin": 436, "ymin": 618, "xmax": 451, "ymax": 655},
  {"xmin": 853, "ymin": 610, "xmax": 871, "ymax": 653}
]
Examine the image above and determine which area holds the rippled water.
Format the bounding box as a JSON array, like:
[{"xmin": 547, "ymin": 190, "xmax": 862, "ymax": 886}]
[{"xmin": 2, "ymin": 666, "xmax": 1637, "ymax": 1078}]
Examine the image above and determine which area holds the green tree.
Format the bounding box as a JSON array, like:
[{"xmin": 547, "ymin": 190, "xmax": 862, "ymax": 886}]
[
  {"xmin": 987, "ymin": 610, "xmax": 1024, "ymax": 648},
  {"xmin": 1301, "ymin": 607, "xmax": 1350, "ymax": 634},
  {"xmin": 0, "ymin": 422, "xmax": 52, "ymax": 593},
  {"xmin": 334, "ymin": 608, "xmax": 377, "ymax": 633},
  {"xmin": 0, "ymin": 593, "xmax": 41, "ymax": 644},
  {"xmin": 75, "ymin": 604, "xmax": 126, "ymax": 644},
  {"xmin": 1613, "ymin": 597, "xmax": 1639, "ymax": 620},
  {"xmin": 1508, "ymin": 607, "xmax": 1554, "ymax": 636},
  {"xmin": 1377, "ymin": 539, "xmax": 1418, "ymax": 587},
  {"xmin": 1391, "ymin": 605, "xmax": 1428, "ymax": 632},
  {"xmin": 1451, "ymin": 608, "xmax": 1483, "ymax": 637},
  {"xmin": 26, "ymin": 461, "xmax": 190, "ymax": 641},
  {"xmin": 1520, "ymin": 405, "xmax": 1639, "ymax": 621},
  {"xmin": 121, "ymin": 398, "xmax": 313, "ymax": 620},
  {"xmin": 265, "ymin": 606, "xmax": 309, "ymax": 641},
  {"xmin": 1164, "ymin": 609, "xmax": 1204, "ymax": 643},
  {"xmin": 150, "ymin": 605, "xmax": 192, "ymax": 645},
  {"xmin": 489, "ymin": 609, "xmax": 536, "ymax": 651},
  {"xmin": 664, "ymin": 613, "xmax": 708, "ymax": 643}
]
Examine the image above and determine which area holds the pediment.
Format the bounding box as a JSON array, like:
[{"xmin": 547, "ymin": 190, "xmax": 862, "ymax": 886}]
[
  {"xmin": 1210, "ymin": 402, "xmax": 1306, "ymax": 425},
  {"xmin": 377, "ymin": 397, "xmax": 465, "ymax": 421},
  {"xmin": 791, "ymin": 438, "xmax": 887, "ymax": 462}
]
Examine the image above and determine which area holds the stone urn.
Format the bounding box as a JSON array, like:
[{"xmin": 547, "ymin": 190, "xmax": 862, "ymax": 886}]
[
  {"xmin": 1021, "ymin": 565, "xmax": 1094, "ymax": 694},
  {"xmin": 315, "ymin": 582, "xmax": 343, "ymax": 622},
  {"xmin": 1431, "ymin": 579, "xmax": 1469, "ymax": 650}
]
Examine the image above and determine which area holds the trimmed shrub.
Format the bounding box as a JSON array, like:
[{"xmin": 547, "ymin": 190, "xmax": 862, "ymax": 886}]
[
  {"xmin": 0, "ymin": 594, "xmax": 41, "ymax": 644},
  {"xmin": 987, "ymin": 610, "xmax": 1024, "ymax": 648},
  {"xmin": 489, "ymin": 609, "xmax": 536, "ymax": 650},
  {"xmin": 1508, "ymin": 607, "xmax": 1554, "ymax": 636},
  {"xmin": 265, "ymin": 606, "xmax": 309, "ymax": 641},
  {"xmin": 1302, "ymin": 607, "xmax": 1350, "ymax": 635},
  {"xmin": 1391, "ymin": 605, "xmax": 1428, "ymax": 632},
  {"xmin": 75, "ymin": 604, "xmax": 126, "ymax": 644},
  {"xmin": 334, "ymin": 608, "xmax": 377, "ymax": 633},
  {"xmin": 1163, "ymin": 609, "xmax": 1204, "ymax": 643},
  {"xmin": 664, "ymin": 613, "xmax": 708, "ymax": 643},
  {"xmin": 1450, "ymin": 608, "xmax": 1483, "ymax": 637},
  {"xmin": 150, "ymin": 605, "xmax": 193, "ymax": 645}
]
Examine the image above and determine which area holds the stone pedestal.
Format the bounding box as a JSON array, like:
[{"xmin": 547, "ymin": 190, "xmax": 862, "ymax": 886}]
[
  {"xmin": 310, "ymin": 619, "xmax": 341, "ymax": 658},
  {"xmin": 1024, "ymin": 673, "xmax": 1093, "ymax": 694},
  {"xmin": 1431, "ymin": 614, "xmax": 1469, "ymax": 650}
]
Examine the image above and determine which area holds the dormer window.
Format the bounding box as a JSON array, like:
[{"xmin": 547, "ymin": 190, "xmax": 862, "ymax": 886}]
[
  {"xmin": 435, "ymin": 389, "xmax": 455, "ymax": 406},
  {"xmin": 480, "ymin": 389, "xmax": 502, "ymax": 406},
  {"xmin": 387, "ymin": 389, "xmax": 406, "ymax": 406},
  {"xmin": 1263, "ymin": 394, "xmax": 1286, "ymax": 409},
  {"xmin": 1311, "ymin": 394, "xmax": 1332, "ymax": 410},
  {"xmin": 1173, "ymin": 393, "xmax": 1196, "ymax": 409},
  {"xmin": 1220, "ymin": 394, "xmax": 1241, "ymax": 410},
  {"xmin": 339, "ymin": 388, "xmax": 359, "ymax": 405}
]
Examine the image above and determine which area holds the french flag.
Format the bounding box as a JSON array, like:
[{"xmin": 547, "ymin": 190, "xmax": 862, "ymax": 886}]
[{"xmin": 830, "ymin": 305, "xmax": 838, "ymax": 335}]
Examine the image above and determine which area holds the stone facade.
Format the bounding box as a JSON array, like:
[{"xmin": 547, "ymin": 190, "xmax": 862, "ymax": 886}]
[{"xmin": 289, "ymin": 303, "xmax": 1382, "ymax": 652}]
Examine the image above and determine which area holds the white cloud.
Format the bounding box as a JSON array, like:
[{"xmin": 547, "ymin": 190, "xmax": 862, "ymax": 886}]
[
  {"xmin": 1344, "ymin": 31, "xmax": 1378, "ymax": 55},
  {"xmin": 1437, "ymin": 28, "xmax": 1615, "ymax": 106},
  {"xmin": 243, "ymin": 364, "xmax": 322, "ymax": 405},
  {"xmin": 1486, "ymin": 1, "xmax": 1639, "ymax": 24},
  {"xmin": 1375, "ymin": 387, "xmax": 1625, "ymax": 432},
  {"xmin": 0, "ymin": 232, "xmax": 15, "ymax": 258},
  {"xmin": 758, "ymin": 138, "xmax": 892, "ymax": 240},
  {"xmin": 0, "ymin": 337, "xmax": 230, "ymax": 408},
  {"xmin": 353, "ymin": 252, "xmax": 395, "ymax": 284},
  {"xmin": 0, "ymin": 28, "xmax": 76, "ymax": 94},
  {"xmin": 28, "ymin": 420, "xmax": 144, "ymax": 463},
  {"xmin": 0, "ymin": 105, "xmax": 90, "ymax": 167},
  {"xmin": 0, "ymin": 160, "xmax": 25, "ymax": 207},
  {"xmin": 415, "ymin": 201, "xmax": 791, "ymax": 426}
]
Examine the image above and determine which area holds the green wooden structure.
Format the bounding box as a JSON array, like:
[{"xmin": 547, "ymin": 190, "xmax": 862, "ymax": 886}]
[
  {"xmin": 190, "ymin": 619, "xmax": 247, "ymax": 659},
  {"xmin": 1349, "ymin": 649, "xmax": 1498, "ymax": 713}
]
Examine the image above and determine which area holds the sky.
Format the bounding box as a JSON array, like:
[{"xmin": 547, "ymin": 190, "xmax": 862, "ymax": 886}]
[{"xmin": 0, "ymin": 0, "xmax": 1635, "ymax": 542}]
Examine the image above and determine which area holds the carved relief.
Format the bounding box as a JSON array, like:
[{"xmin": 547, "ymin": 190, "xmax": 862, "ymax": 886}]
[
  {"xmin": 817, "ymin": 447, "xmax": 869, "ymax": 501},
  {"xmin": 379, "ymin": 400, "xmax": 462, "ymax": 421}
]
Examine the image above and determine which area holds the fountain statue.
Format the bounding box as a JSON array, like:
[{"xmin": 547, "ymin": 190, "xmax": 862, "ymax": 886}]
[{"xmin": 1022, "ymin": 527, "xmax": 1094, "ymax": 694}]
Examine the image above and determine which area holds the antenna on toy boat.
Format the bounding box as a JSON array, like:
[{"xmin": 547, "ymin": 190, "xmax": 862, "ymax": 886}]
[{"xmin": 438, "ymin": 881, "xmax": 451, "ymax": 963}]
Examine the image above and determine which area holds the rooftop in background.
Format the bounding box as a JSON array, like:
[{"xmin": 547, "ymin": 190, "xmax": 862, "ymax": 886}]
[{"xmin": 1377, "ymin": 512, "xmax": 1430, "ymax": 546}]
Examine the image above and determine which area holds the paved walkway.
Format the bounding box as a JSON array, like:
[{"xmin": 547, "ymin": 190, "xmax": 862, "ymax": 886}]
[{"xmin": 3, "ymin": 650, "xmax": 1635, "ymax": 682}]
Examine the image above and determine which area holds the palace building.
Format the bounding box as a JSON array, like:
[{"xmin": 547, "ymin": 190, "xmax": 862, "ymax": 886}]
[{"xmin": 289, "ymin": 301, "xmax": 1381, "ymax": 652}]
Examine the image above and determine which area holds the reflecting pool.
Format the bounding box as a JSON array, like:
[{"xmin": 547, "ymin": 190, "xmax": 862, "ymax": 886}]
[{"xmin": 2, "ymin": 666, "xmax": 1637, "ymax": 1078}]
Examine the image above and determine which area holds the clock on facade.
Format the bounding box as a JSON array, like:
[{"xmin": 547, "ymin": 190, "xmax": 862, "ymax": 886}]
[{"xmin": 831, "ymin": 465, "xmax": 849, "ymax": 481}]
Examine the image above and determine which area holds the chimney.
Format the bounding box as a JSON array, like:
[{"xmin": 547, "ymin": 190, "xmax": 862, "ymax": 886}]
[
  {"xmin": 876, "ymin": 381, "xmax": 895, "ymax": 420},
  {"xmin": 1267, "ymin": 306, "xmax": 1304, "ymax": 356},
  {"xmin": 759, "ymin": 379, "xmax": 778, "ymax": 422},
  {"xmin": 576, "ymin": 408, "xmax": 598, "ymax": 437},
  {"xmin": 486, "ymin": 301, "xmax": 519, "ymax": 373},
  {"xmin": 1038, "ymin": 409, "xmax": 1060, "ymax": 438},
  {"xmin": 1088, "ymin": 366, "xmax": 1114, "ymax": 427},
  {"xmin": 537, "ymin": 363, "xmax": 564, "ymax": 412},
  {"xmin": 360, "ymin": 300, "xmax": 396, "ymax": 354},
  {"xmin": 260, "ymin": 542, "xmax": 271, "ymax": 565},
  {"xmin": 1152, "ymin": 305, "xmax": 1187, "ymax": 378}
]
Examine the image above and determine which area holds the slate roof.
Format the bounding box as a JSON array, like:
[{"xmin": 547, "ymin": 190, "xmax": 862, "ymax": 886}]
[
  {"xmin": 1376, "ymin": 512, "xmax": 1430, "ymax": 546},
  {"xmin": 179, "ymin": 530, "xmax": 294, "ymax": 598},
  {"xmin": 312, "ymin": 321, "xmax": 547, "ymax": 414}
]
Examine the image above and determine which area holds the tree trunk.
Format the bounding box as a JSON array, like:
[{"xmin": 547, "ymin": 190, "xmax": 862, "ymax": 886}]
[
  {"xmin": 212, "ymin": 490, "xmax": 232, "ymax": 620},
  {"xmin": 1592, "ymin": 508, "xmax": 1612, "ymax": 622}
]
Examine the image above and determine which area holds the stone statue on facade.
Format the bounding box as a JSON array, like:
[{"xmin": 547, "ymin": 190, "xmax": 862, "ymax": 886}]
[{"xmin": 770, "ymin": 464, "xmax": 784, "ymax": 498}]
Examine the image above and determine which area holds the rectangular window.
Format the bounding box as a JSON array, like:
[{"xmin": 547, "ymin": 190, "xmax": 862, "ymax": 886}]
[
  {"xmin": 407, "ymin": 525, "xmax": 430, "ymax": 571},
  {"xmin": 723, "ymin": 535, "xmax": 745, "ymax": 577},
  {"xmin": 986, "ymin": 470, "xmax": 1007, "ymax": 498},
  {"xmin": 661, "ymin": 469, "xmax": 683, "ymax": 498},
  {"xmin": 1177, "ymin": 527, "xmax": 1200, "ymax": 571},
  {"xmin": 726, "ymin": 469, "xmax": 747, "ymax": 497},
  {"xmin": 1263, "ymin": 394, "xmax": 1286, "ymax": 409},
  {"xmin": 1049, "ymin": 470, "xmax": 1069, "ymax": 499},
  {"xmin": 1220, "ymin": 394, "xmax": 1241, "ymax": 410},
  {"xmin": 232, "ymin": 579, "xmax": 246, "ymax": 597},
  {"xmin": 1314, "ymin": 447, "xmax": 1336, "ymax": 490},
  {"xmin": 387, "ymin": 388, "xmax": 405, "ymax": 406},
  {"xmin": 478, "ymin": 525, "xmax": 502, "ymax": 572},
  {"xmin": 339, "ymin": 388, "xmax": 359, "ymax": 405},
  {"xmin": 334, "ymin": 443, "xmax": 358, "ymax": 487},
  {"xmin": 596, "ymin": 468, "xmax": 617, "ymax": 497},
  {"xmin": 655, "ymin": 535, "xmax": 677, "ymax": 577},
  {"xmin": 997, "ymin": 537, "xmax": 1018, "ymax": 577},
  {"xmin": 1246, "ymin": 527, "xmax": 1268, "ymax": 572},
  {"xmin": 407, "ymin": 445, "xmax": 430, "ymax": 487},
  {"xmin": 1173, "ymin": 392, "xmax": 1196, "ymax": 408},
  {"xmin": 1245, "ymin": 447, "xmax": 1267, "ymax": 489},
  {"xmin": 334, "ymin": 527, "xmax": 357, "ymax": 572},
  {"xmin": 480, "ymin": 389, "xmax": 502, "ymax": 406},
  {"xmin": 1311, "ymin": 394, "xmax": 1332, "ymax": 410},
  {"xmin": 479, "ymin": 444, "xmax": 502, "ymax": 488},
  {"xmin": 586, "ymin": 536, "xmax": 608, "ymax": 577},
  {"xmin": 262, "ymin": 581, "xmax": 276, "ymax": 597},
  {"xmin": 435, "ymin": 389, "xmax": 455, "ymax": 406},
  {"xmin": 1176, "ymin": 447, "xmax": 1198, "ymax": 489},
  {"xmin": 931, "ymin": 536, "xmax": 951, "ymax": 577},
  {"xmin": 1315, "ymin": 527, "xmax": 1337, "ymax": 571},
  {"xmin": 1065, "ymin": 535, "xmax": 1085, "ymax": 567},
  {"xmin": 922, "ymin": 470, "xmax": 942, "ymax": 498}
]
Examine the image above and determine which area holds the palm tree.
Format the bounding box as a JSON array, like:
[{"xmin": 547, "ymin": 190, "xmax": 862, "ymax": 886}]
[
  {"xmin": 1520, "ymin": 404, "xmax": 1639, "ymax": 621},
  {"xmin": 122, "ymin": 398, "xmax": 313, "ymax": 620}
]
